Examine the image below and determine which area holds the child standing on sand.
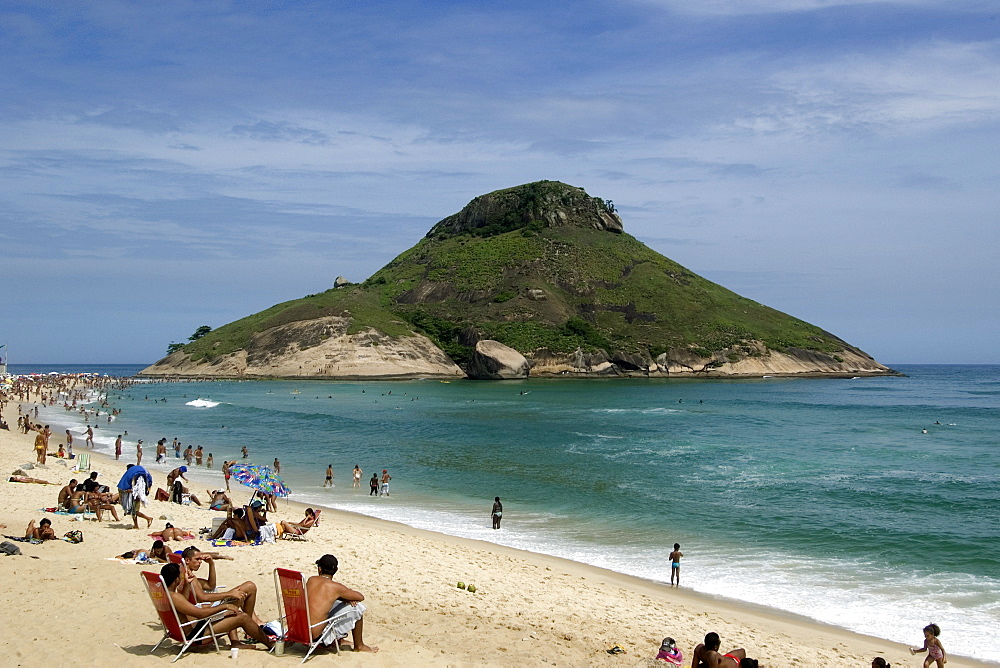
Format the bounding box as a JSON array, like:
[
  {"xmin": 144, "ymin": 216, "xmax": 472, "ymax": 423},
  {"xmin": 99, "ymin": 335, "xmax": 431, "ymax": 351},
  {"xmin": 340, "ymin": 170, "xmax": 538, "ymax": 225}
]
[
  {"xmin": 910, "ymin": 623, "xmax": 946, "ymax": 667},
  {"xmin": 668, "ymin": 543, "xmax": 683, "ymax": 586}
]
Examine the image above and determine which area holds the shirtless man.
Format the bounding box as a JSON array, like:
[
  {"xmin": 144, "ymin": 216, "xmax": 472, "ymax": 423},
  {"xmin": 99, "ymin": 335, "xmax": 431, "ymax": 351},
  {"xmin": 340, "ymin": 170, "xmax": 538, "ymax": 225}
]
[
  {"xmin": 273, "ymin": 457, "xmax": 280, "ymax": 474},
  {"xmin": 166, "ymin": 466, "xmax": 189, "ymax": 489},
  {"xmin": 155, "ymin": 439, "xmax": 167, "ymax": 463},
  {"xmin": 691, "ymin": 632, "xmax": 747, "ymax": 668},
  {"xmin": 307, "ymin": 555, "xmax": 378, "ymax": 653},
  {"xmin": 669, "ymin": 542, "xmax": 683, "ymax": 586},
  {"xmin": 114, "ymin": 434, "xmax": 122, "ymax": 460},
  {"xmin": 159, "ymin": 562, "xmax": 273, "ymax": 649},
  {"xmin": 65, "ymin": 429, "xmax": 73, "ymax": 452},
  {"xmin": 85, "ymin": 425, "xmax": 94, "ymax": 448},
  {"xmin": 380, "ymin": 469, "xmax": 391, "ymax": 496},
  {"xmin": 324, "ymin": 464, "xmax": 334, "ymax": 488},
  {"xmin": 211, "ymin": 507, "xmax": 258, "ymax": 542},
  {"xmin": 58, "ymin": 479, "xmax": 79, "ymax": 508},
  {"xmin": 180, "ymin": 546, "xmax": 263, "ymax": 624}
]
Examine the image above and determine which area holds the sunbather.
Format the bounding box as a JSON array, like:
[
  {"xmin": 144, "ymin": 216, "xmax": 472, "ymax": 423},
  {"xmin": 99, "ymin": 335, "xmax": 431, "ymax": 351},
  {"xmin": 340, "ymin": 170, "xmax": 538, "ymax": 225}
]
[
  {"xmin": 206, "ymin": 490, "xmax": 232, "ymax": 511},
  {"xmin": 159, "ymin": 563, "xmax": 273, "ymax": 649},
  {"xmin": 180, "ymin": 546, "xmax": 262, "ymax": 624},
  {"xmin": 58, "ymin": 479, "xmax": 78, "ymax": 508},
  {"xmin": 160, "ymin": 523, "xmax": 187, "ymax": 541},
  {"xmin": 691, "ymin": 632, "xmax": 750, "ymax": 668},
  {"xmin": 279, "ymin": 508, "xmax": 317, "ymax": 536},
  {"xmin": 306, "ymin": 554, "xmax": 378, "ymax": 652},
  {"xmin": 210, "ymin": 507, "xmax": 258, "ymax": 541},
  {"xmin": 25, "ymin": 518, "xmax": 56, "ymax": 541}
]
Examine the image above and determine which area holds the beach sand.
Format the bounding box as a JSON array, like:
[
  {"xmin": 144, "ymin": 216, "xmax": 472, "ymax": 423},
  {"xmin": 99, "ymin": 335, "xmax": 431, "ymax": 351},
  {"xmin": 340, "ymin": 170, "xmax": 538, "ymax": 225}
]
[{"xmin": 0, "ymin": 399, "xmax": 990, "ymax": 667}]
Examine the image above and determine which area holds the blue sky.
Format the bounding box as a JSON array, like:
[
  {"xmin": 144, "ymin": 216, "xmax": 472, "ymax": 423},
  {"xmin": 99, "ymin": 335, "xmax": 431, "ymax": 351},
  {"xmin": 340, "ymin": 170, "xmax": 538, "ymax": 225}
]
[{"xmin": 1, "ymin": 0, "xmax": 997, "ymax": 364}]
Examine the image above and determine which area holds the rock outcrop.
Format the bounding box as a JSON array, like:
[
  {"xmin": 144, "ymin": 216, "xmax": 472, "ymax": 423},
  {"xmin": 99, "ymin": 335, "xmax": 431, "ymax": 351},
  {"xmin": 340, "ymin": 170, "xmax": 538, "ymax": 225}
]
[
  {"xmin": 466, "ymin": 340, "xmax": 532, "ymax": 379},
  {"xmin": 427, "ymin": 181, "xmax": 623, "ymax": 238},
  {"xmin": 141, "ymin": 316, "xmax": 464, "ymax": 379}
]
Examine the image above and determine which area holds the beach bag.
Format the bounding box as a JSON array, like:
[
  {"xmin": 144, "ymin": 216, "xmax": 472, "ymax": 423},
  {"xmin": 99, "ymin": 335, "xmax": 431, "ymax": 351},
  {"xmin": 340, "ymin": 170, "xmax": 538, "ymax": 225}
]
[
  {"xmin": 0, "ymin": 541, "xmax": 21, "ymax": 556},
  {"xmin": 63, "ymin": 530, "xmax": 84, "ymax": 543}
]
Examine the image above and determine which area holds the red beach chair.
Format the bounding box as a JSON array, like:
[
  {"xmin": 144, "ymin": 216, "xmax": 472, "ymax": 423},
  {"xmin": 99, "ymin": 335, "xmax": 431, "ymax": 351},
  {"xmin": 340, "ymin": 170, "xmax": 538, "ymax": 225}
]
[
  {"xmin": 140, "ymin": 571, "xmax": 227, "ymax": 662},
  {"xmin": 273, "ymin": 567, "xmax": 355, "ymax": 662}
]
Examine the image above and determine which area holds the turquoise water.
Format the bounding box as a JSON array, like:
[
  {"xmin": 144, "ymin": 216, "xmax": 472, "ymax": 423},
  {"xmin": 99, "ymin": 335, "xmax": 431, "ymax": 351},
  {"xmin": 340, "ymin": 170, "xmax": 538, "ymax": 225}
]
[{"xmin": 20, "ymin": 364, "xmax": 1000, "ymax": 661}]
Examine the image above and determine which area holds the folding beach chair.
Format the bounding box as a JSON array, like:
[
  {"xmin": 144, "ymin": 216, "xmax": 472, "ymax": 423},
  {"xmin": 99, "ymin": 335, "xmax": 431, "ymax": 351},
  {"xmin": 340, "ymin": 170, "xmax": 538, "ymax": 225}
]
[
  {"xmin": 75, "ymin": 453, "xmax": 91, "ymax": 472},
  {"xmin": 140, "ymin": 571, "xmax": 227, "ymax": 662},
  {"xmin": 273, "ymin": 567, "xmax": 355, "ymax": 662},
  {"xmin": 279, "ymin": 509, "xmax": 321, "ymax": 541}
]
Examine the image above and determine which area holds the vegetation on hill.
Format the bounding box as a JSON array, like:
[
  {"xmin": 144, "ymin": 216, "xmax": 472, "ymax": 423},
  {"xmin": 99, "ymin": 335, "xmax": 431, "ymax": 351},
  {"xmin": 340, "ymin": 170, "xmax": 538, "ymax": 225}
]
[{"xmin": 174, "ymin": 181, "xmax": 859, "ymax": 369}]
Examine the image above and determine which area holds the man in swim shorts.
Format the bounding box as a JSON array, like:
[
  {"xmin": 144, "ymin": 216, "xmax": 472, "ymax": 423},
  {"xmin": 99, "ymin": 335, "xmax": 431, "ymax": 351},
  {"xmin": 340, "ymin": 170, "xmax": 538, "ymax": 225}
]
[
  {"xmin": 691, "ymin": 632, "xmax": 747, "ymax": 668},
  {"xmin": 307, "ymin": 554, "xmax": 378, "ymax": 653},
  {"xmin": 669, "ymin": 542, "xmax": 683, "ymax": 586},
  {"xmin": 324, "ymin": 464, "xmax": 333, "ymax": 487}
]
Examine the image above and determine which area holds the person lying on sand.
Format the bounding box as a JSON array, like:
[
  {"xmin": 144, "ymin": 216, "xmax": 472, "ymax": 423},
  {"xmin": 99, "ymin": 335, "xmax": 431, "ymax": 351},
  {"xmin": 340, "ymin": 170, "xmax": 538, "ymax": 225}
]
[
  {"xmin": 9, "ymin": 475, "xmax": 52, "ymax": 484},
  {"xmin": 306, "ymin": 554, "xmax": 378, "ymax": 653},
  {"xmin": 160, "ymin": 563, "xmax": 273, "ymax": 650},
  {"xmin": 159, "ymin": 523, "xmax": 188, "ymax": 541},
  {"xmin": 691, "ymin": 632, "xmax": 755, "ymax": 668},
  {"xmin": 25, "ymin": 518, "xmax": 56, "ymax": 541}
]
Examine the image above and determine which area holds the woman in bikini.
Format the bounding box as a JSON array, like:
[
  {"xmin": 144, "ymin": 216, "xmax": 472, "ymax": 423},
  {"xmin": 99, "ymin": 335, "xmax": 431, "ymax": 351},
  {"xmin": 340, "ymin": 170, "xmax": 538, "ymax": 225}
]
[
  {"xmin": 691, "ymin": 632, "xmax": 747, "ymax": 668},
  {"xmin": 279, "ymin": 507, "xmax": 317, "ymax": 535}
]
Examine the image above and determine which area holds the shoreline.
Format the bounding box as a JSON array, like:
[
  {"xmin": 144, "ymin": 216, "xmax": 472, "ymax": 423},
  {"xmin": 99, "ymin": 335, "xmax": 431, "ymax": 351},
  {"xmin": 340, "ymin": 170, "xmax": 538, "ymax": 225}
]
[
  {"xmin": 136, "ymin": 369, "xmax": 905, "ymax": 381},
  {"xmin": 1, "ymin": 387, "xmax": 993, "ymax": 666}
]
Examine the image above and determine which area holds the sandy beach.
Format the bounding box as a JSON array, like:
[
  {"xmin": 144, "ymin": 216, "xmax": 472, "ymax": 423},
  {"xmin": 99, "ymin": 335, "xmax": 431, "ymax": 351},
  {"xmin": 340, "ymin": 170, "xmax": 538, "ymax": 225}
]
[{"xmin": 0, "ymin": 392, "xmax": 991, "ymax": 667}]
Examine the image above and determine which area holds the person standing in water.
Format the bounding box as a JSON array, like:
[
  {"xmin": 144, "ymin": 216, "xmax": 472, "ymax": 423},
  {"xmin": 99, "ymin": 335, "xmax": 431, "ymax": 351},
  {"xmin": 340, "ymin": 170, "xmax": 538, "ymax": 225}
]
[
  {"xmin": 353, "ymin": 464, "xmax": 362, "ymax": 489},
  {"xmin": 668, "ymin": 543, "xmax": 683, "ymax": 586},
  {"xmin": 273, "ymin": 458, "xmax": 280, "ymax": 474},
  {"xmin": 491, "ymin": 497, "xmax": 503, "ymax": 530},
  {"xmin": 324, "ymin": 464, "xmax": 333, "ymax": 487},
  {"xmin": 369, "ymin": 473, "xmax": 379, "ymax": 496},
  {"xmin": 379, "ymin": 469, "xmax": 391, "ymax": 496}
]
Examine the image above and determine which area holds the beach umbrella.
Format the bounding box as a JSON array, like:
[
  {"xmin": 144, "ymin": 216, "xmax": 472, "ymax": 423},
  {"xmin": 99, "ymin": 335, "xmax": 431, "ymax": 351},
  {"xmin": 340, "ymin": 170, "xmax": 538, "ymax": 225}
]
[{"xmin": 229, "ymin": 463, "xmax": 291, "ymax": 497}]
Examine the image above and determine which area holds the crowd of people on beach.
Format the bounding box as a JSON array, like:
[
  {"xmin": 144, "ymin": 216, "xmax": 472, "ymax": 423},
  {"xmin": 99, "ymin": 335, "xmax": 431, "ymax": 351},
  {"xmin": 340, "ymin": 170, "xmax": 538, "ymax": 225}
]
[{"xmin": 0, "ymin": 372, "xmax": 953, "ymax": 664}]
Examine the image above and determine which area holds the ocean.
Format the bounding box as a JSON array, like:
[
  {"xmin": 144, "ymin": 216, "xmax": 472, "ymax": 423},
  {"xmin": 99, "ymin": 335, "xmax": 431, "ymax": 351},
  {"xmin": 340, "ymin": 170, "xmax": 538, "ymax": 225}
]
[{"xmin": 11, "ymin": 363, "xmax": 1000, "ymax": 661}]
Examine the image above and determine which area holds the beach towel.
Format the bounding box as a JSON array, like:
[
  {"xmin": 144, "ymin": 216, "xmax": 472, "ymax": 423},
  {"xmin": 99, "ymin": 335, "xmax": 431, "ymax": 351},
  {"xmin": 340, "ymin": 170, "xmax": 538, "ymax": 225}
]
[
  {"xmin": 4, "ymin": 535, "xmax": 43, "ymax": 545},
  {"xmin": 207, "ymin": 538, "xmax": 257, "ymax": 548}
]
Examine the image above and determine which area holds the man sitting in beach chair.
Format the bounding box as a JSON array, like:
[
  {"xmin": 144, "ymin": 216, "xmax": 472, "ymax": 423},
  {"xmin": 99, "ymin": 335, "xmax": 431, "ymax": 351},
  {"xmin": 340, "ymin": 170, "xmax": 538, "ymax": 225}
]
[
  {"xmin": 155, "ymin": 563, "xmax": 273, "ymax": 651},
  {"xmin": 308, "ymin": 555, "xmax": 377, "ymax": 653},
  {"xmin": 180, "ymin": 546, "xmax": 263, "ymax": 624},
  {"xmin": 287, "ymin": 554, "xmax": 377, "ymax": 655}
]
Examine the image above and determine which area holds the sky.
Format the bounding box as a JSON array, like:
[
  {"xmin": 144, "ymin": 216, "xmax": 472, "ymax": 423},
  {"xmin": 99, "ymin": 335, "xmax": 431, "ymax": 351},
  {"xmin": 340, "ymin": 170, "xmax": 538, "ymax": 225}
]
[{"xmin": 1, "ymin": 0, "xmax": 998, "ymax": 365}]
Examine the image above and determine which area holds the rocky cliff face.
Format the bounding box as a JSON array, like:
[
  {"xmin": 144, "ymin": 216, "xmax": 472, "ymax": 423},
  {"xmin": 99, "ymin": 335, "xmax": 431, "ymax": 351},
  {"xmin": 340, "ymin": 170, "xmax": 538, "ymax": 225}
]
[
  {"xmin": 527, "ymin": 341, "xmax": 893, "ymax": 377},
  {"xmin": 141, "ymin": 316, "xmax": 463, "ymax": 379},
  {"xmin": 427, "ymin": 181, "xmax": 623, "ymax": 238}
]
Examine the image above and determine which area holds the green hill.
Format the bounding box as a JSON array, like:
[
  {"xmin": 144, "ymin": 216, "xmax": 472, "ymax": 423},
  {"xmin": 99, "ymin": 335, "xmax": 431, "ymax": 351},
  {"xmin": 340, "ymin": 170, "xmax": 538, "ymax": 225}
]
[{"xmin": 171, "ymin": 180, "xmax": 890, "ymax": 377}]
